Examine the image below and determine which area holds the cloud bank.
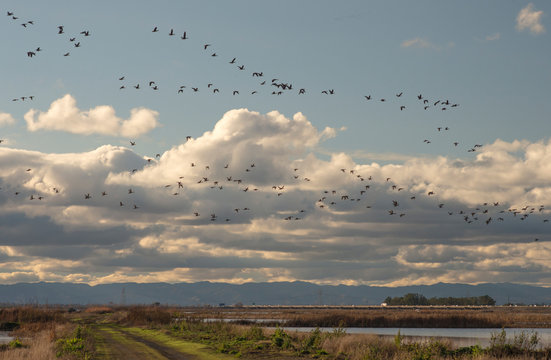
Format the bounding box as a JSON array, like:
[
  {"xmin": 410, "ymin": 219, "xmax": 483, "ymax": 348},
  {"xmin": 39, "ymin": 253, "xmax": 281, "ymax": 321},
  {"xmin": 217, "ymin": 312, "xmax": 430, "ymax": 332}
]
[
  {"xmin": 24, "ymin": 94, "xmax": 160, "ymax": 137},
  {"xmin": 0, "ymin": 109, "xmax": 549, "ymax": 286}
]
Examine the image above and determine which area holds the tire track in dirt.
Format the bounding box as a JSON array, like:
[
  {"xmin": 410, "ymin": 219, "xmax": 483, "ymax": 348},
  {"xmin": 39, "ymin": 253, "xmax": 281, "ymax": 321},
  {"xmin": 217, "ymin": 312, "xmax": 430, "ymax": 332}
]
[{"xmin": 94, "ymin": 325, "xmax": 196, "ymax": 360}]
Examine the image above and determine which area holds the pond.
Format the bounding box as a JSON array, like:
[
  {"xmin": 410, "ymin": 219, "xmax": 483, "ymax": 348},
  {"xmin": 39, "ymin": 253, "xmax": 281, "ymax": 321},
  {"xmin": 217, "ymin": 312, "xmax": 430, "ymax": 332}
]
[
  {"xmin": 0, "ymin": 331, "xmax": 14, "ymax": 345},
  {"xmin": 279, "ymin": 327, "xmax": 551, "ymax": 348}
]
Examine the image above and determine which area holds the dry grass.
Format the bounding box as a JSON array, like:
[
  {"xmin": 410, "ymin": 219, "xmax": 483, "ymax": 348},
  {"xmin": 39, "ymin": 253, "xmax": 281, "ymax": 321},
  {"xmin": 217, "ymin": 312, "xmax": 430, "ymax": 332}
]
[
  {"xmin": 320, "ymin": 333, "xmax": 398, "ymax": 360},
  {"xmin": 84, "ymin": 306, "xmax": 113, "ymax": 314},
  {"xmin": 183, "ymin": 306, "xmax": 551, "ymax": 328},
  {"xmin": 0, "ymin": 306, "xmax": 65, "ymax": 325},
  {"xmin": 0, "ymin": 323, "xmax": 73, "ymax": 360},
  {"xmin": 121, "ymin": 306, "xmax": 173, "ymax": 326}
]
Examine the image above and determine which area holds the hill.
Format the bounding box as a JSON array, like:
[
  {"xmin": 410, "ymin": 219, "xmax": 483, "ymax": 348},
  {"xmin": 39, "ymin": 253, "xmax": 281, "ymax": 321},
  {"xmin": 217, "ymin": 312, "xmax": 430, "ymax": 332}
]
[{"xmin": 0, "ymin": 281, "xmax": 549, "ymax": 306}]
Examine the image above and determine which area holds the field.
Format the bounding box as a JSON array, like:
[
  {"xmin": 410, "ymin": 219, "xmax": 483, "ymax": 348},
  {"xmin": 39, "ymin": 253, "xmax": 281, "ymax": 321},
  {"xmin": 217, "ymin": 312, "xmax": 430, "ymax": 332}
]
[{"xmin": 1, "ymin": 305, "xmax": 551, "ymax": 359}]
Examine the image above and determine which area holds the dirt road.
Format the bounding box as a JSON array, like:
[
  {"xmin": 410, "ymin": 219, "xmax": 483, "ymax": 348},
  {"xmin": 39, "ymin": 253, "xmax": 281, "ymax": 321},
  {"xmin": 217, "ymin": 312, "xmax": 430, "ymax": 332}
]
[{"xmin": 92, "ymin": 325, "xmax": 197, "ymax": 360}]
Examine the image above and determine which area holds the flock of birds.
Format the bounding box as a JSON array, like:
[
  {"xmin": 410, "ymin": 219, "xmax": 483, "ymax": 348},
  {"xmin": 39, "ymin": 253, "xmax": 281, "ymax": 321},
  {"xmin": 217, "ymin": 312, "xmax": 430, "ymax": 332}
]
[{"xmin": 1, "ymin": 12, "xmax": 548, "ymax": 242}]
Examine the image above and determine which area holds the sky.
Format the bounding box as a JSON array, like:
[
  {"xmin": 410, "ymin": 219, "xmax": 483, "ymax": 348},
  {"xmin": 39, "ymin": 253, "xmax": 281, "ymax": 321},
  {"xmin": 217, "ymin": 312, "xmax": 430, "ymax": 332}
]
[{"xmin": 0, "ymin": 0, "xmax": 550, "ymax": 287}]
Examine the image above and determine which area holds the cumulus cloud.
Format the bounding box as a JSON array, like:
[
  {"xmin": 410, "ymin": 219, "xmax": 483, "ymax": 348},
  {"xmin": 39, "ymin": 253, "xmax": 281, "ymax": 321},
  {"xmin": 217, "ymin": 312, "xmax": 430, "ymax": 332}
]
[
  {"xmin": 0, "ymin": 109, "xmax": 550, "ymax": 286},
  {"xmin": 516, "ymin": 3, "xmax": 545, "ymax": 35},
  {"xmin": 24, "ymin": 94, "xmax": 160, "ymax": 137},
  {"xmin": 0, "ymin": 113, "xmax": 15, "ymax": 127}
]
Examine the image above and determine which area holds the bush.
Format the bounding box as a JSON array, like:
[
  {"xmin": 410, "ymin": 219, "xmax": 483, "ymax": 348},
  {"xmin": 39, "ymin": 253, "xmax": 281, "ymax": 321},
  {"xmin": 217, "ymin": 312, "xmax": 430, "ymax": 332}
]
[
  {"xmin": 55, "ymin": 325, "xmax": 92, "ymax": 359},
  {"xmin": 271, "ymin": 327, "xmax": 292, "ymax": 349},
  {"xmin": 8, "ymin": 338, "xmax": 23, "ymax": 349},
  {"xmin": 488, "ymin": 328, "xmax": 541, "ymax": 356},
  {"xmin": 299, "ymin": 328, "xmax": 324, "ymax": 354}
]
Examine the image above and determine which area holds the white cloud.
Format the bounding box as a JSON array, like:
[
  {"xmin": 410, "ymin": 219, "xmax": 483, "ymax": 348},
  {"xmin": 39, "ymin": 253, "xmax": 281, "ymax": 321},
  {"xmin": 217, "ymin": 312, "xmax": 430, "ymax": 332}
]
[
  {"xmin": 485, "ymin": 32, "xmax": 501, "ymax": 41},
  {"xmin": 0, "ymin": 113, "xmax": 15, "ymax": 127},
  {"xmin": 401, "ymin": 37, "xmax": 434, "ymax": 49},
  {"xmin": 516, "ymin": 3, "xmax": 545, "ymax": 35},
  {"xmin": 24, "ymin": 94, "xmax": 160, "ymax": 137},
  {"xmin": 400, "ymin": 38, "xmax": 454, "ymax": 50},
  {"xmin": 0, "ymin": 109, "xmax": 550, "ymax": 286}
]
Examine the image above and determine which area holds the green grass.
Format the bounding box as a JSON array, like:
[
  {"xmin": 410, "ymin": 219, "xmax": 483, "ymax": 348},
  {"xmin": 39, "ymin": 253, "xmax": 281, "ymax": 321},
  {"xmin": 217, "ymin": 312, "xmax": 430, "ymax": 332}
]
[
  {"xmin": 93, "ymin": 325, "xmax": 167, "ymax": 360},
  {"xmin": 122, "ymin": 326, "xmax": 236, "ymax": 360}
]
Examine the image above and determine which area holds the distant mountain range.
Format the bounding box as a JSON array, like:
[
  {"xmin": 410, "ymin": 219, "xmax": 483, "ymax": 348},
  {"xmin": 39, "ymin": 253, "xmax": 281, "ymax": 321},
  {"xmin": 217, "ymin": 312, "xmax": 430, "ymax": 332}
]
[{"xmin": 0, "ymin": 282, "xmax": 550, "ymax": 306}]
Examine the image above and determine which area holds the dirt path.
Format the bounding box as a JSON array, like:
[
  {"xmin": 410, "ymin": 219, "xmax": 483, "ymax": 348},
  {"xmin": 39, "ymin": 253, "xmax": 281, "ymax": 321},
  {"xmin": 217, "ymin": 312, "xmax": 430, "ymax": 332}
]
[{"xmin": 93, "ymin": 325, "xmax": 196, "ymax": 360}]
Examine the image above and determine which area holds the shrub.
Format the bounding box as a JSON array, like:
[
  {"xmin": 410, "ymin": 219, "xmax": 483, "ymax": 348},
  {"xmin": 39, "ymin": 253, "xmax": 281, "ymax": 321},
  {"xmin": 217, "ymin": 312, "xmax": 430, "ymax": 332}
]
[
  {"xmin": 271, "ymin": 326, "xmax": 292, "ymax": 349},
  {"xmin": 8, "ymin": 338, "xmax": 23, "ymax": 349}
]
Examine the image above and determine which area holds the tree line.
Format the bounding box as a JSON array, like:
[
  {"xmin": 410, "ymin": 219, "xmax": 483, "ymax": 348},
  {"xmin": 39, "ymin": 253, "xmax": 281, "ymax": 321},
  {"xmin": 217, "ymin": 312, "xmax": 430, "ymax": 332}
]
[{"xmin": 383, "ymin": 293, "xmax": 496, "ymax": 306}]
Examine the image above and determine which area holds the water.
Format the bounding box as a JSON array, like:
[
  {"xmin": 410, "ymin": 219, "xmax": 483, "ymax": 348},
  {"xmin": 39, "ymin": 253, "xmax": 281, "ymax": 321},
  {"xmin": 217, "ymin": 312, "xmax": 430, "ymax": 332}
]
[
  {"xmin": 200, "ymin": 318, "xmax": 551, "ymax": 348},
  {"xmin": 279, "ymin": 327, "xmax": 551, "ymax": 348},
  {"xmin": 0, "ymin": 331, "xmax": 13, "ymax": 344}
]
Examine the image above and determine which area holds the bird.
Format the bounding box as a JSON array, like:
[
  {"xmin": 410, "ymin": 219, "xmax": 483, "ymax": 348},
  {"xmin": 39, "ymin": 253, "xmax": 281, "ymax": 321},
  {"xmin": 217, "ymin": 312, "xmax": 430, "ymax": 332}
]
[
  {"xmin": 152, "ymin": 26, "xmax": 159, "ymax": 32},
  {"xmin": 57, "ymin": 25, "xmax": 64, "ymax": 34},
  {"xmin": 229, "ymin": 57, "xmax": 236, "ymax": 64},
  {"xmin": 204, "ymin": 44, "xmax": 211, "ymax": 49},
  {"xmin": 169, "ymin": 28, "xmax": 174, "ymax": 36},
  {"xmin": 129, "ymin": 140, "xmax": 136, "ymax": 146}
]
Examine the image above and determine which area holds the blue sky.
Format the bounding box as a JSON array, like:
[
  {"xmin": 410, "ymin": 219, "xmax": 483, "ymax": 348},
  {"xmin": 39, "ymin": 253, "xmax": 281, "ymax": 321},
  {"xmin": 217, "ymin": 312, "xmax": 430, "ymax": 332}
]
[{"xmin": 0, "ymin": 1, "xmax": 550, "ymax": 286}]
